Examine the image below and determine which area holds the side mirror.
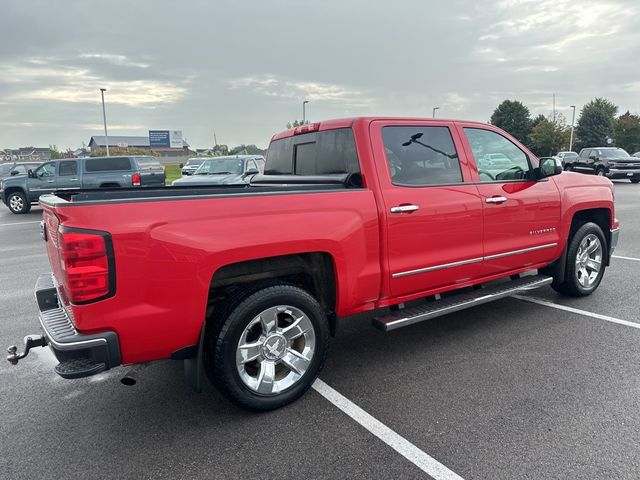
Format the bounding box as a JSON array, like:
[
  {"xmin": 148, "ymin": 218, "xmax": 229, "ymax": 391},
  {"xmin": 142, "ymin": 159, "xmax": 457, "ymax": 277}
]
[
  {"xmin": 27, "ymin": 169, "xmax": 35, "ymax": 178},
  {"xmin": 10, "ymin": 170, "xmax": 19, "ymax": 176},
  {"xmin": 244, "ymin": 168, "xmax": 259, "ymax": 177},
  {"xmin": 589, "ymin": 155, "xmax": 597, "ymax": 161},
  {"xmin": 536, "ymin": 157, "xmax": 562, "ymax": 179},
  {"xmin": 179, "ymin": 163, "xmax": 184, "ymax": 168}
]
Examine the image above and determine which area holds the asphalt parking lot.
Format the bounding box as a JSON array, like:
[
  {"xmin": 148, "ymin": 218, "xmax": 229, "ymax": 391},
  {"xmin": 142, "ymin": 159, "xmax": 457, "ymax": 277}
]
[{"xmin": 1, "ymin": 182, "xmax": 639, "ymax": 480}]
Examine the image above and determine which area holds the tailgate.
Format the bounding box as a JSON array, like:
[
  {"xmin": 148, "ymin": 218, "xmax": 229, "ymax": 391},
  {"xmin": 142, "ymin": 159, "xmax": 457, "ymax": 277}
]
[{"xmin": 139, "ymin": 166, "xmax": 165, "ymax": 186}]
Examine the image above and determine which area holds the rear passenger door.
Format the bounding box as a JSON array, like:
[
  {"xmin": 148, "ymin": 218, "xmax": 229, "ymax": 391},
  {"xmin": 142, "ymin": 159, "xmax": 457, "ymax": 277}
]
[
  {"xmin": 370, "ymin": 120, "xmax": 484, "ymax": 299},
  {"xmin": 56, "ymin": 160, "xmax": 80, "ymax": 190}
]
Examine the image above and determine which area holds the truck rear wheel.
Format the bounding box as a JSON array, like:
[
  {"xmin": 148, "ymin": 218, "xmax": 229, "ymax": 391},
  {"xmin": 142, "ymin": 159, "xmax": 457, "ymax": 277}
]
[
  {"xmin": 552, "ymin": 222, "xmax": 606, "ymax": 297},
  {"xmin": 7, "ymin": 191, "xmax": 30, "ymax": 214},
  {"xmin": 205, "ymin": 283, "xmax": 329, "ymax": 411}
]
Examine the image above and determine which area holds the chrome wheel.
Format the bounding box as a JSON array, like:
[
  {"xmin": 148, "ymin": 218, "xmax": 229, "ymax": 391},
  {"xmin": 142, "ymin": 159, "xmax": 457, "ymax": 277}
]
[
  {"xmin": 9, "ymin": 194, "xmax": 24, "ymax": 212},
  {"xmin": 236, "ymin": 305, "xmax": 315, "ymax": 395},
  {"xmin": 575, "ymin": 233, "xmax": 602, "ymax": 288}
]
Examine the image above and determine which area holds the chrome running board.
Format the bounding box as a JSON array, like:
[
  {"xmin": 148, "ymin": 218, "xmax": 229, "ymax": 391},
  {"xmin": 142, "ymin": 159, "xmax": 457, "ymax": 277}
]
[{"xmin": 373, "ymin": 275, "xmax": 553, "ymax": 332}]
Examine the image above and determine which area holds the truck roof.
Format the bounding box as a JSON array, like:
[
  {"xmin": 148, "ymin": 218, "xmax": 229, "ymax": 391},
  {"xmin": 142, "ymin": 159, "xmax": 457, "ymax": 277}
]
[{"xmin": 270, "ymin": 117, "xmax": 489, "ymax": 141}]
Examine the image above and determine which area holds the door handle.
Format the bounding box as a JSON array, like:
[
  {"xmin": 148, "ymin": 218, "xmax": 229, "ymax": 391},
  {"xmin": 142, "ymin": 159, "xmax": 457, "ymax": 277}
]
[
  {"xmin": 390, "ymin": 204, "xmax": 419, "ymax": 213},
  {"xmin": 485, "ymin": 196, "xmax": 507, "ymax": 204},
  {"xmin": 46, "ymin": 180, "xmax": 55, "ymax": 183},
  {"xmin": 70, "ymin": 178, "xmax": 79, "ymax": 181}
]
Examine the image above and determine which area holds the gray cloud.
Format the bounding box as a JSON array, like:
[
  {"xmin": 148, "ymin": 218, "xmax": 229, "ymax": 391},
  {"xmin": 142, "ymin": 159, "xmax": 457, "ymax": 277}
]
[{"xmin": 1, "ymin": 0, "xmax": 639, "ymax": 149}]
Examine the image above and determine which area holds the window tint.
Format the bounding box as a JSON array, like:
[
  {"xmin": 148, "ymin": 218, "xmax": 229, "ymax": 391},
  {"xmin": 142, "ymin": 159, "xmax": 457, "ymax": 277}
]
[
  {"xmin": 59, "ymin": 160, "xmax": 77, "ymax": 176},
  {"xmin": 134, "ymin": 157, "xmax": 161, "ymax": 168},
  {"xmin": 246, "ymin": 159, "xmax": 258, "ymax": 172},
  {"xmin": 85, "ymin": 157, "xmax": 131, "ymax": 172},
  {"xmin": 265, "ymin": 128, "xmax": 360, "ymax": 175},
  {"xmin": 35, "ymin": 162, "xmax": 56, "ymax": 177},
  {"xmin": 464, "ymin": 128, "xmax": 531, "ymax": 182},
  {"xmin": 382, "ymin": 126, "xmax": 462, "ymax": 186}
]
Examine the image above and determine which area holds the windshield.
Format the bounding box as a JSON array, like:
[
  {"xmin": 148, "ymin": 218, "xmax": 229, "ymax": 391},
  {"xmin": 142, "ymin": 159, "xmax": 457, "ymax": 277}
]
[
  {"xmin": 600, "ymin": 148, "xmax": 630, "ymax": 158},
  {"xmin": 186, "ymin": 159, "xmax": 204, "ymax": 167},
  {"xmin": 0, "ymin": 164, "xmax": 13, "ymax": 174},
  {"xmin": 195, "ymin": 158, "xmax": 244, "ymax": 175}
]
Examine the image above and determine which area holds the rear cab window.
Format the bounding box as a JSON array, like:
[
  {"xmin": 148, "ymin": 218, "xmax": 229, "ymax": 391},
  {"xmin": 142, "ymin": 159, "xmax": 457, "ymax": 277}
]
[
  {"xmin": 265, "ymin": 128, "xmax": 360, "ymax": 175},
  {"xmin": 84, "ymin": 157, "xmax": 132, "ymax": 172}
]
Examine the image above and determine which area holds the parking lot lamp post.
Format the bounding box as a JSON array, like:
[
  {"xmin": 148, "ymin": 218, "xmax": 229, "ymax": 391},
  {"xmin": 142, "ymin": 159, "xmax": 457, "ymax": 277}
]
[
  {"xmin": 432, "ymin": 106, "xmax": 440, "ymax": 118},
  {"xmin": 100, "ymin": 88, "xmax": 110, "ymax": 157},
  {"xmin": 569, "ymin": 105, "xmax": 576, "ymax": 152},
  {"xmin": 302, "ymin": 100, "xmax": 309, "ymax": 124}
]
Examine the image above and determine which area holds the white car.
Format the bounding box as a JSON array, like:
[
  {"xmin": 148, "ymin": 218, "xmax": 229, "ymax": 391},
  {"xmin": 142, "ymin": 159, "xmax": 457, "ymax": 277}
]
[{"xmin": 555, "ymin": 151, "xmax": 578, "ymax": 167}]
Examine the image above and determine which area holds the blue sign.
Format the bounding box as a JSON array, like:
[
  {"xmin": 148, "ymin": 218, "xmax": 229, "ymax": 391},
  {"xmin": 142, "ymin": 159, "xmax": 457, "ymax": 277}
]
[{"xmin": 149, "ymin": 130, "xmax": 170, "ymax": 148}]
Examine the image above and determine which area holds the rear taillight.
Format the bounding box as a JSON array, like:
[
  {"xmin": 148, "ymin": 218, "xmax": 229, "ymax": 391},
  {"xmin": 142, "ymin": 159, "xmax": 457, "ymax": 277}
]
[
  {"xmin": 132, "ymin": 172, "xmax": 141, "ymax": 186},
  {"xmin": 59, "ymin": 228, "xmax": 114, "ymax": 304},
  {"xmin": 293, "ymin": 122, "xmax": 320, "ymax": 135}
]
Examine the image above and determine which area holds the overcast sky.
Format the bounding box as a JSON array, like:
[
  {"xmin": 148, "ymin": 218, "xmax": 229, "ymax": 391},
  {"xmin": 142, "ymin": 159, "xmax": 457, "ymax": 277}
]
[{"xmin": 1, "ymin": 0, "xmax": 639, "ymax": 150}]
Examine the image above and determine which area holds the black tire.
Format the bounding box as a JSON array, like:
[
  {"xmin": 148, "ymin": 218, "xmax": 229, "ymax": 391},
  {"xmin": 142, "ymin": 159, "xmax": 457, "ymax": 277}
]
[
  {"xmin": 552, "ymin": 222, "xmax": 607, "ymax": 297},
  {"xmin": 631, "ymin": 178, "xmax": 640, "ymax": 184},
  {"xmin": 596, "ymin": 167, "xmax": 606, "ymax": 177},
  {"xmin": 205, "ymin": 283, "xmax": 329, "ymax": 411},
  {"xmin": 7, "ymin": 191, "xmax": 30, "ymax": 214}
]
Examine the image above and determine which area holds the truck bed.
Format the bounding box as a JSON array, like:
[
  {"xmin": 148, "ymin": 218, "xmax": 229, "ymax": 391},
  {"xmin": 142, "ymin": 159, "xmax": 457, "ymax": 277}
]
[{"xmin": 46, "ymin": 173, "xmax": 355, "ymax": 205}]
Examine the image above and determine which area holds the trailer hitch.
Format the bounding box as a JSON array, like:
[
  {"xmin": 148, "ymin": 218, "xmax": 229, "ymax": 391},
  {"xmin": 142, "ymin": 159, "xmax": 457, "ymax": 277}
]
[{"xmin": 7, "ymin": 335, "xmax": 48, "ymax": 365}]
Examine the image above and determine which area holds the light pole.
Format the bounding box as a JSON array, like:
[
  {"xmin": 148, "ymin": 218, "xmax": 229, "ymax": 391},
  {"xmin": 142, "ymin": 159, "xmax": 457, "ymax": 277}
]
[
  {"xmin": 569, "ymin": 105, "xmax": 576, "ymax": 152},
  {"xmin": 432, "ymin": 106, "xmax": 440, "ymax": 118},
  {"xmin": 100, "ymin": 88, "xmax": 110, "ymax": 156},
  {"xmin": 302, "ymin": 100, "xmax": 309, "ymax": 124}
]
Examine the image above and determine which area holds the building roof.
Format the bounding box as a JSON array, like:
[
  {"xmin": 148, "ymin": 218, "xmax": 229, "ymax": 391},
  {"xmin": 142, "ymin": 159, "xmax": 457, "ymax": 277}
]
[{"xmin": 89, "ymin": 136, "xmax": 150, "ymax": 148}]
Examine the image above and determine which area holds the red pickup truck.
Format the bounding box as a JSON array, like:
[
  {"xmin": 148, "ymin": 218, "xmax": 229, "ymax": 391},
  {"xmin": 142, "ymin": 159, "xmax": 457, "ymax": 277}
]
[{"xmin": 8, "ymin": 117, "xmax": 619, "ymax": 410}]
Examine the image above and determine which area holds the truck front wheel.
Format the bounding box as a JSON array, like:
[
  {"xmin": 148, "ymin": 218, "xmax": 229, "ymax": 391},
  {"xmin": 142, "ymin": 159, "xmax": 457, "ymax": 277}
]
[
  {"xmin": 206, "ymin": 284, "xmax": 329, "ymax": 411},
  {"xmin": 552, "ymin": 222, "xmax": 606, "ymax": 297},
  {"xmin": 7, "ymin": 191, "xmax": 30, "ymax": 214}
]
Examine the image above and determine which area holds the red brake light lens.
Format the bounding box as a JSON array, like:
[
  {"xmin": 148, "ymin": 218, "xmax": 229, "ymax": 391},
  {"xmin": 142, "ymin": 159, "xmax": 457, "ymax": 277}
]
[
  {"xmin": 132, "ymin": 172, "xmax": 141, "ymax": 186},
  {"xmin": 59, "ymin": 229, "xmax": 113, "ymax": 303},
  {"xmin": 293, "ymin": 123, "xmax": 320, "ymax": 135}
]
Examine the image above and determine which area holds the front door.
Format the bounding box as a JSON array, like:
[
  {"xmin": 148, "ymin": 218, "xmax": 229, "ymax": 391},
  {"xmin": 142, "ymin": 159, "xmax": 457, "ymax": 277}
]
[
  {"xmin": 370, "ymin": 121, "xmax": 484, "ymax": 300},
  {"xmin": 27, "ymin": 162, "xmax": 57, "ymax": 201},
  {"xmin": 458, "ymin": 125, "xmax": 562, "ymax": 276}
]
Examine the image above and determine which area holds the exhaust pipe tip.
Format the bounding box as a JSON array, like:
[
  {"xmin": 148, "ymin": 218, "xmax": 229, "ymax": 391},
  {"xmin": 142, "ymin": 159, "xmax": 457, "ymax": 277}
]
[
  {"xmin": 120, "ymin": 363, "xmax": 146, "ymax": 386},
  {"xmin": 121, "ymin": 376, "xmax": 136, "ymax": 386}
]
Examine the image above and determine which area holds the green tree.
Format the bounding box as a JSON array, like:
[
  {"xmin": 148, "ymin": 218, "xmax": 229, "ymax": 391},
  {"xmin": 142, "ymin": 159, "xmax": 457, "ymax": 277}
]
[
  {"xmin": 49, "ymin": 145, "xmax": 64, "ymax": 159},
  {"xmin": 614, "ymin": 111, "xmax": 640, "ymax": 154},
  {"xmin": 530, "ymin": 114, "xmax": 546, "ymax": 131},
  {"xmin": 490, "ymin": 100, "xmax": 532, "ymax": 145},
  {"xmin": 574, "ymin": 98, "xmax": 618, "ymax": 150},
  {"xmin": 528, "ymin": 116, "xmax": 571, "ymax": 157},
  {"xmin": 228, "ymin": 144, "xmax": 266, "ymax": 156}
]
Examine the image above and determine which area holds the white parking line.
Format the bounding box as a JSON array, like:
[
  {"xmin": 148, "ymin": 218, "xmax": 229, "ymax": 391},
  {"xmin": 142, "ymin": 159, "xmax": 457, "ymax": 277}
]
[
  {"xmin": 512, "ymin": 295, "xmax": 640, "ymax": 330},
  {"xmin": 613, "ymin": 255, "xmax": 640, "ymax": 263},
  {"xmin": 313, "ymin": 379, "xmax": 465, "ymax": 480},
  {"xmin": 0, "ymin": 221, "xmax": 40, "ymax": 227}
]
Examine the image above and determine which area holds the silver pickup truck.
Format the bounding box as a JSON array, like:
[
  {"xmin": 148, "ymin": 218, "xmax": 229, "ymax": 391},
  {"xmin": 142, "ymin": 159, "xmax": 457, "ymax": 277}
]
[{"xmin": 0, "ymin": 156, "xmax": 165, "ymax": 214}]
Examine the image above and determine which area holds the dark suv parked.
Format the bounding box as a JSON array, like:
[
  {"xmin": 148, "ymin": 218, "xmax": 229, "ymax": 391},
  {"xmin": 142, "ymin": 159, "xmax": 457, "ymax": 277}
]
[
  {"xmin": 0, "ymin": 161, "xmax": 42, "ymax": 180},
  {"xmin": 0, "ymin": 156, "xmax": 165, "ymax": 213},
  {"xmin": 567, "ymin": 147, "xmax": 640, "ymax": 183}
]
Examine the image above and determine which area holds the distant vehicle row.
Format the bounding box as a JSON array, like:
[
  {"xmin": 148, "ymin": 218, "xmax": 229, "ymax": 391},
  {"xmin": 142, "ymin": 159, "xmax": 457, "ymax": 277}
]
[
  {"xmin": 0, "ymin": 156, "xmax": 165, "ymax": 213},
  {"xmin": 173, "ymin": 155, "xmax": 265, "ymax": 186},
  {"xmin": 563, "ymin": 147, "xmax": 640, "ymax": 183}
]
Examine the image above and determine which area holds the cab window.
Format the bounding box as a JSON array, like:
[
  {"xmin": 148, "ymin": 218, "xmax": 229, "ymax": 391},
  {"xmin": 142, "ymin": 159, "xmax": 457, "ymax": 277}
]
[
  {"xmin": 35, "ymin": 162, "xmax": 56, "ymax": 177},
  {"xmin": 464, "ymin": 128, "xmax": 531, "ymax": 182},
  {"xmin": 59, "ymin": 161, "xmax": 78, "ymax": 176},
  {"xmin": 381, "ymin": 126, "xmax": 462, "ymax": 186}
]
